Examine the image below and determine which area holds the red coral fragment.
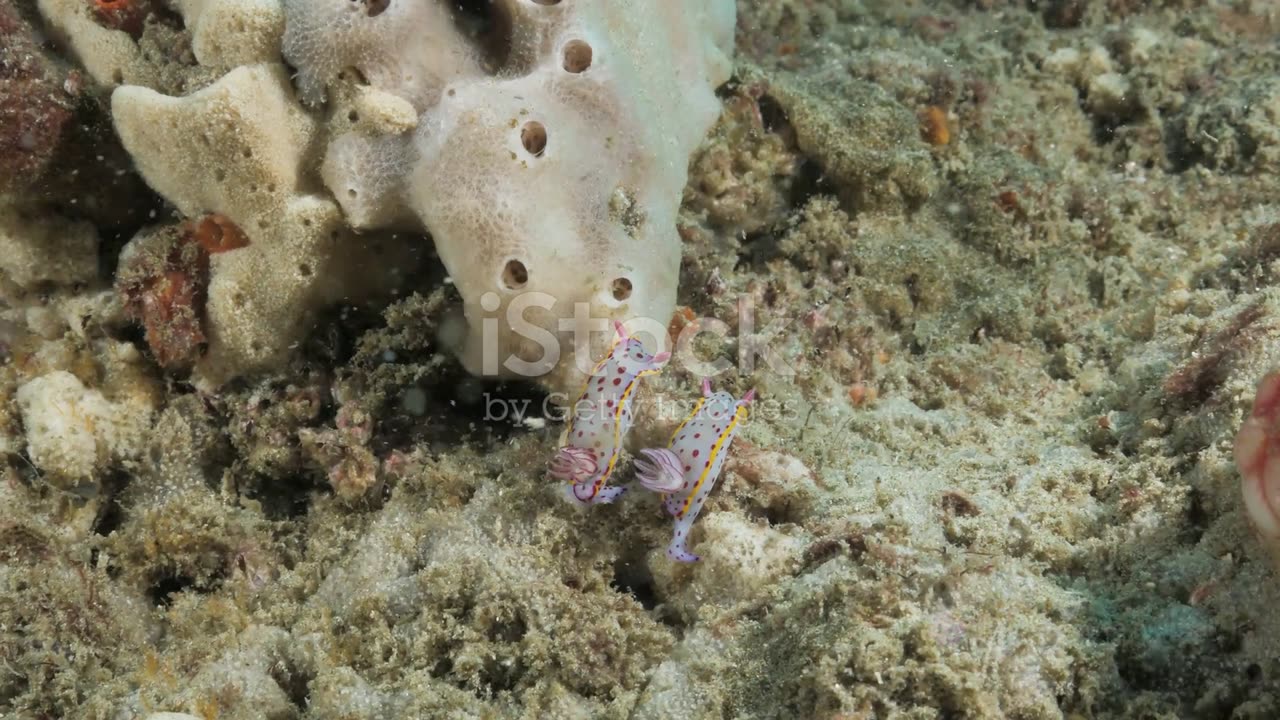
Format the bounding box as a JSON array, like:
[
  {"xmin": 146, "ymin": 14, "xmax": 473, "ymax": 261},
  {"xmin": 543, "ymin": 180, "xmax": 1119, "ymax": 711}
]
[
  {"xmin": 90, "ymin": 0, "xmax": 150, "ymax": 39},
  {"xmin": 136, "ymin": 269, "xmax": 205, "ymax": 368},
  {"xmin": 120, "ymin": 214, "xmax": 251, "ymax": 369}
]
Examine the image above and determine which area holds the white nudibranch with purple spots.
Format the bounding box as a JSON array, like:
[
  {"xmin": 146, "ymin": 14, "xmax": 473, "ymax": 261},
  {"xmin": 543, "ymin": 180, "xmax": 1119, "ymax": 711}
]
[
  {"xmin": 635, "ymin": 379, "xmax": 755, "ymax": 562},
  {"xmin": 548, "ymin": 321, "xmax": 670, "ymax": 506}
]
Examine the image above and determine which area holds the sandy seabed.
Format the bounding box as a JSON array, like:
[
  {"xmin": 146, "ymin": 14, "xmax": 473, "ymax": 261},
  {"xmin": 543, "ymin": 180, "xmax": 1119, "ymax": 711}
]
[{"xmin": 3, "ymin": 1, "xmax": 1280, "ymax": 718}]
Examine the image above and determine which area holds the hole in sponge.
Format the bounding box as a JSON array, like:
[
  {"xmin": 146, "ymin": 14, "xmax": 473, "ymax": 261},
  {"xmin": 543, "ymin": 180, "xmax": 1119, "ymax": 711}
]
[
  {"xmin": 365, "ymin": 0, "xmax": 389, "ymax": 16},
  {"xmin": 502, "ymin": 260, "xmax": 529, "ymax": 289},
  {"xmin": 562, "ymin": 40, "xmax": 592, "ymax": 73},
  {"xmin": 531, "ymin": 0, "xmax": 560, "ymax": 4},
  {"xmin": 521, "ymin": 122, "xmax": 547, "ymax": 156},
  {"xmin": 454, "ymin": 0, "xmax": 513, "ymax": 70},
  {"xmin": 611, "ymin": 277, "xmax": 632, "ymax": 301}
]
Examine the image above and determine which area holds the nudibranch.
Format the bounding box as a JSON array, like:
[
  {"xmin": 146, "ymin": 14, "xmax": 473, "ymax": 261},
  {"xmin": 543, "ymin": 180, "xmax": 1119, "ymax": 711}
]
[
  {"xmin": 548, "ymin": 320, "xmax": 670, "ymax": 505},
  {"xmin": 635, "ymin": 379, "xmax": 754, "ymax": 562}
]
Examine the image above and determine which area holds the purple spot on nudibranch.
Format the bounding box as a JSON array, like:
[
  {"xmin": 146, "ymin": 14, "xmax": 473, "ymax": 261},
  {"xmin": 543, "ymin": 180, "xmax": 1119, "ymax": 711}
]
[
  {"xmin": 613, "ymin": 378, "xmax": 621, "ymax": 385},
  {"xmin": 694, "ymin": 433, "xmax": 701, "ymax": 439},
  {"xmin": 692, "ymin": 449, "xmax": 700, "ymax": 457}
]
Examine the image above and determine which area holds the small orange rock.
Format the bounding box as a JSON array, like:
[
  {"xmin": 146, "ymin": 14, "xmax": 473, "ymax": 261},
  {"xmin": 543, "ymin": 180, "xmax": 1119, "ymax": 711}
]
[
  {"xmin": 995, "ymin": 189, "xmax": 1020, "ymax": 214},
  {"xmin": 920, "ymin": 105, "xmax": 951, "ymax": 146},
  {"xmin": 189, "ymin": 213, "xmax": 250, "ymax": 255},
  {"xmin": 848, "ymin": 383, "xmax": 877, "ymax": 407},
  {"xmin": 668, "ymin": 305, "xmax": 696, "ymax": 342}
]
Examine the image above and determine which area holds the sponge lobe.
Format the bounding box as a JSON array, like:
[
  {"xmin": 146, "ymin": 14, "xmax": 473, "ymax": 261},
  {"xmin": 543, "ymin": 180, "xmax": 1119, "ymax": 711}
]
[
  {"xmin": 314, "ymin": 0, "xmax": 736, "ymax": 389},
  {"xmin": 321, "ymin": 131, "xmax": 416, "ymax": 231},
  {"xmin": 408, "ymin": 75, "xmax": 682, "ymax": 382},
  {"xmin": 281, "ymin": 0, "xmax": 483, "ymax": 110},
  {"xmin": 112, "ymin": 64, "xmax": 417, "ymax": 388}
]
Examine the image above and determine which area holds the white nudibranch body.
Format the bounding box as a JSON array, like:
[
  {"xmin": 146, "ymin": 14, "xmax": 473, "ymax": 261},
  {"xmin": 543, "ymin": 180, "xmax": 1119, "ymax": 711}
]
[
  {"xmin": 548, "ymin": 321, "xmax": 669, "ymax": 505},
  {"xmin": 636, "ymin": 379, "xmax": 754, "ymax": 562}
]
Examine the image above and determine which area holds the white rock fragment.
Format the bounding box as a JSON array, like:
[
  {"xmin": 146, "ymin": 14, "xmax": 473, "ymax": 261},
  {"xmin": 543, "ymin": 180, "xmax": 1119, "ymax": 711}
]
[
  {"xmin": 1043, "ymin": 44, "xmax": 1115, "ymax": 86},
  {"xmin": 1127, "ymin": 27, "xmax": 1160, "ymax": 64},
  {"xmin": 677, "ymin": 511, "xmax": 805, "ymax": 603},
  {"xmin": 15, "ymin": 370, "xmax": 151, "ymax": 487},
  {"xmin": 1087, "ymin": 72, "xmax": 1134, "ymax": 116}
]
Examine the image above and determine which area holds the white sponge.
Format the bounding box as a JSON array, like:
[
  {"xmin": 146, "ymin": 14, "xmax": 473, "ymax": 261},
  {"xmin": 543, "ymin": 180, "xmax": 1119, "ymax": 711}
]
[
  {"xmin": 281, "ymin": 0, "xmax": 483, "ymax": 110},
  {"xmin": 314, "ymin": 0, "xmax": 737, "ymax": 389},
  {"xmin": 85, "ymin": 0, "xmax": 735, "ymax": 390}
]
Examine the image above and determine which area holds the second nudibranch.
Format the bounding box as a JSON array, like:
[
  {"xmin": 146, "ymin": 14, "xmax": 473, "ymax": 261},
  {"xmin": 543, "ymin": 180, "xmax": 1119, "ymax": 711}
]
[
  {"xmin": 635, "ymin": 379, "xmax": 754, "ymax": 562},
  {"xmin": 548, "ymin": 320, "xmax": 670, "ymax": 505}
]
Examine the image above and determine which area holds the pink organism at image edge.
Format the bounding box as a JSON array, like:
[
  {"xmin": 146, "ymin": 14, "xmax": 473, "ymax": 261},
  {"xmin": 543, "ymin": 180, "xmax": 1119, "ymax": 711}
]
[{"xmin": 1235, "ymin": 370, "xmax": 1280, "ymax": 555}]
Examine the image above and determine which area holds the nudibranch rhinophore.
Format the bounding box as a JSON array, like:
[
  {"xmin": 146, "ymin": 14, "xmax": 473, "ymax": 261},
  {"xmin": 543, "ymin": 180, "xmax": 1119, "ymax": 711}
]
[
  {"xmin": 548, "ymin": 321, "xmax": 670, "ymax": 506},
  {"xmin": 635, "ymin": 379, "xmax": 754, "ymax": 562}
]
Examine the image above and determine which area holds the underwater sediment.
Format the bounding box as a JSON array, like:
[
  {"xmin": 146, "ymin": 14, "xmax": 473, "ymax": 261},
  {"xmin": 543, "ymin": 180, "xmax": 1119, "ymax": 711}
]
[{"xmin": 2, "ymin": 0, "xmax": 1280, "ymax": 718}]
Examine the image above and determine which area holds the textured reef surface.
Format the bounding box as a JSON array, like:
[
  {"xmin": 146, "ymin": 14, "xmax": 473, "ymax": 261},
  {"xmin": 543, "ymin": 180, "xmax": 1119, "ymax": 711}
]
[{"xmin": 3, "ymin": 1, "xmax": 1280, "ymax": 718}]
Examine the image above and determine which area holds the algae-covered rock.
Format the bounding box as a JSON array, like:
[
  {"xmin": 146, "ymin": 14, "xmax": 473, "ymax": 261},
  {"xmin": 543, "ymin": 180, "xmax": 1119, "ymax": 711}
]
[
  {"xmin": 764, "ymin": 66, "xmax": 939, "ymax": 213},
  {"xmin": 0, "ymin": 207, "xmax": 99, "ymax": 292}
]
